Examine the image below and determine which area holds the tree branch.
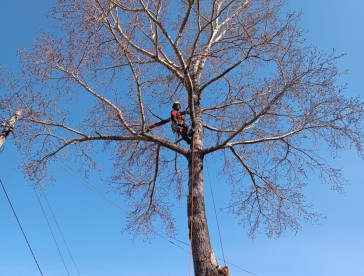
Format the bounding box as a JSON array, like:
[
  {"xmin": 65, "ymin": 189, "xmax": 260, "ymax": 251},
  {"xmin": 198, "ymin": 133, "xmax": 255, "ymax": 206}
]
[
  {"xmin": 204, "ymin": 85, "xmax": 291, "ymax": 154},
  {"xmin": 147, "ymin": 145, "xmax": 160, "ymax": 211},
  {"xmin": 200, "ymin": 46, "xmax": 253, "ymax": 92}
]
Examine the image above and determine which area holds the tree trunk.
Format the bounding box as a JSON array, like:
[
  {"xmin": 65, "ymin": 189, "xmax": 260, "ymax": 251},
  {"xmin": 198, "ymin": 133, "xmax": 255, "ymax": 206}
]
[
  {"xmin": 187, "ymin": 104, "xmax": 228, "ymax": 275},
  {"xmin": 0, "ymin": 110, "xmax": 22, "ymax": 150},
  {"xmin": 187, "ymin": 152, "xmax": 218, "ymax": 275}
]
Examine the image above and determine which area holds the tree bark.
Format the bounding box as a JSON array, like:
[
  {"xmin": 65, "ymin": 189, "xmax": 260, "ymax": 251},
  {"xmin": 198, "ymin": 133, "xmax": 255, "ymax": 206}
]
[
  {"xmin": 187, "ymin": 103, "xmax": 228, "ymax": 275},
  {"xmin": 188, "ymin": 151, "xmax": 220, "ymax": 275},
  {"xmin": 0, "ymin": 110, "xmax": 22, "ymax": 150}
]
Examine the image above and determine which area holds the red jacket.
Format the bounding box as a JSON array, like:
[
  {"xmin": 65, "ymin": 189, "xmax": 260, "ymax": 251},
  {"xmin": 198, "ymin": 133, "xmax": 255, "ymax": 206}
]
[{"xmin": 171, "ymin": 110, "xmax": 185, "ymax": 125}]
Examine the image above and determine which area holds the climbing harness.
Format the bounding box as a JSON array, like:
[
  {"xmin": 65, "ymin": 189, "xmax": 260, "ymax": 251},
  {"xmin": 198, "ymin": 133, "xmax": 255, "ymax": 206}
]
[{"xmin": 171, "ymin": 103, "xmax": 192, "ymax": 144}]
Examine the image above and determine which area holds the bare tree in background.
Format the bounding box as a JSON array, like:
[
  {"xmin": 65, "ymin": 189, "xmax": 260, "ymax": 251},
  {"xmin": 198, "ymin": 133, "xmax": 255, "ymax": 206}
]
[{"xmin": 2, "ymin": 0, "xmax": 363, "ymax": 275}]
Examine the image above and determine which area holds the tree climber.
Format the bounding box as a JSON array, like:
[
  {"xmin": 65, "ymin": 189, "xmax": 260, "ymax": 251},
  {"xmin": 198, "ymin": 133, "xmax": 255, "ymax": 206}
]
[{"xmin": 171, "ymin": 101, "xmax": 193, "ymax": 145}]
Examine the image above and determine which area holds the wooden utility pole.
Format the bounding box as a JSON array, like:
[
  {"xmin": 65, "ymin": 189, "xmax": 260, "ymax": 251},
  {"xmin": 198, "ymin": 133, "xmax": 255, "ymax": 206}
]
[{"xmin": 0, "ymin": 109, "xmax": 22, "ymax": 150}]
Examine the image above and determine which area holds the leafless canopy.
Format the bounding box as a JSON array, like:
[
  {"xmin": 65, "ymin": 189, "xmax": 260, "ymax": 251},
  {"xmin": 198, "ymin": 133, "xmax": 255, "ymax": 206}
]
[{"xmin": 2, "ymin": 0, "xmax": 363, "ymax": 238}]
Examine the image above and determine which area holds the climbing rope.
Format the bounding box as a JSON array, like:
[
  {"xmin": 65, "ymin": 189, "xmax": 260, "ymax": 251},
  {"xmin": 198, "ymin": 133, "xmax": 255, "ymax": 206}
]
[
  {"xmin": 205, "ymin": 159, "xmax": 226, "ymax": 266},
  {"xmin": 189, "ymin": 133, "xmax": 195, "ymax": 276}
]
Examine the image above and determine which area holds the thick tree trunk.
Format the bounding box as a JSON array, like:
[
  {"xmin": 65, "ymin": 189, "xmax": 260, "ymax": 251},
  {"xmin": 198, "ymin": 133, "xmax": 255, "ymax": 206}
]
[
  {"xmin": 187, "ymin": 104, "xmax": 228, "ymax": 276},
  {"xmin": 0, "ymin": 110, "xmax": 22, "ymax": 150},
  {"xmin": 188, "ymin": 151, "xmax": 219, "ymax": 275}
]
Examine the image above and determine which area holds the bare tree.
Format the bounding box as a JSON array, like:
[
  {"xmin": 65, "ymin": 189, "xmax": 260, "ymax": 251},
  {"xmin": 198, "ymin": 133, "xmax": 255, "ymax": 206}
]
[{"xmin": 3, "ymin": 0, "xmax": 363, "ymax": 275}]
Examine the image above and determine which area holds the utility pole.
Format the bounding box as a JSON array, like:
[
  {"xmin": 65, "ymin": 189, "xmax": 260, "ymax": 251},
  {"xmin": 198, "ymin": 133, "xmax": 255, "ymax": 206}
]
[{"xmin": 0, "ymin": 109, "xmax": 22, "ymax": 150}]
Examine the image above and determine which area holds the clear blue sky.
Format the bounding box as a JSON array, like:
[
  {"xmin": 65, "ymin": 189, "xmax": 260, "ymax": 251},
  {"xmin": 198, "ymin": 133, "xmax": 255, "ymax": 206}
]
[{"xmin": 0, "ymin": 1, "xmax": 363, "ymax": 276}]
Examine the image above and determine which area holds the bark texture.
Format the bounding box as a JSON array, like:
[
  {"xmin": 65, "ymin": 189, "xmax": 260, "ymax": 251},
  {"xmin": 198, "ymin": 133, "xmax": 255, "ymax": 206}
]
[
  {"xmin": 0, "ymin": 110, "xmax": 22, "ymax": 149},
  {"xmin": 187, "ymin": 101, "xmax": 226, "ymax": 275},
  {"xmin": 188, "ymin": 150, "xmax": 220, "ymax": 275}
]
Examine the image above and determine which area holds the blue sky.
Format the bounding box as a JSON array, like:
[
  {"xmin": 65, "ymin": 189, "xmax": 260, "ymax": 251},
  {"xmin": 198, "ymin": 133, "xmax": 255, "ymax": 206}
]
[{"xmin": 0, "ymin": 1, "xmax": 363, "ymax": 276}]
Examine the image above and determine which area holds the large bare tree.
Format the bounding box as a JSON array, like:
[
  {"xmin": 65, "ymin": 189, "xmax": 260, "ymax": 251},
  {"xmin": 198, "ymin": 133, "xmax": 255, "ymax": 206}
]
[{"xmin": 2, "ymin": 0, "xmax": 363, "ymax": 275}]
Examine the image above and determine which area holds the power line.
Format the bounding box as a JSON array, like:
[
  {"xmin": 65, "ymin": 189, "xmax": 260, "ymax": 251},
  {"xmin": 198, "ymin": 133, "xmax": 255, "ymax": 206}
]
[
  {"xmin": 223, "ymin": 260, "xmax": 261, "ymax": 276},
  {"xmin": 33, "ymin": 188, "xmax": 70, "ymax": 276},
  {"xmin": 57, "ymin": 160, "xmax": 261, "ymax": 276},
  {"xmin": 156, "ymin": 227, "xmax": 261, "ymax": 276},
  {"xmin": 58, "ymin": 161, "xmax": 188, "ymax": 245},
  {"xmin": 154, "ymin": 231, "xmax": 190, "ymax": 255},
  {"xmin": 57, "ymin": 161, "xmax": 193, "ymax": 248},
  {"xmin": 57, "ymin": 162, "xmax": 128, "ymax": 214},
  {"xmin": 43, "ymin": 192, "xmax": 81, "ymax": 276},
  {"xmin": 0, "ymin": 179, "xmax": 44, "ymax": 276}
]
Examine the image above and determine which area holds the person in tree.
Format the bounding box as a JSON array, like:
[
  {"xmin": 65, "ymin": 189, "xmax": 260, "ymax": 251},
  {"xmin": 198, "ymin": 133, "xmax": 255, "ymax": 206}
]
[{"xmin": 171, "ymin": 101, "xmax": 193, "ymax": 145}]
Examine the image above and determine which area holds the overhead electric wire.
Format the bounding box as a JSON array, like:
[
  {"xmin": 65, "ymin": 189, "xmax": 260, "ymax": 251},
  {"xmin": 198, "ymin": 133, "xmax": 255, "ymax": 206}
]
[
  {"xmin": 154, "ymin": 231, "xmax": 190, "ymax": 255},
  {"xmin": 33, "ymin": 188, "xmax": 70, "ymax": 276},
  {"xmin": 57, "ymin": 160, "xmax": 261, "ymax": 276},
  {"xmin": 0, "ymin": 179, "xmax": 44, "ymax": 276},
  {"xmin": 57, "ymin": 162, "xmax": 128, "ymax": 214},
  {"xmin": 156, "ymin": 226, "xmax": 261, "ymax": 276},
  {"xmin": 223, "ymin": 260, "xmax": 261, "ymax": 276},
  {"xmin": 43, "ymin": 192, "xmax": 81, "ymax": 276},
  {"xmin": 58, "ymin": 161, "xmax": 188, "ymax": 245}
]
